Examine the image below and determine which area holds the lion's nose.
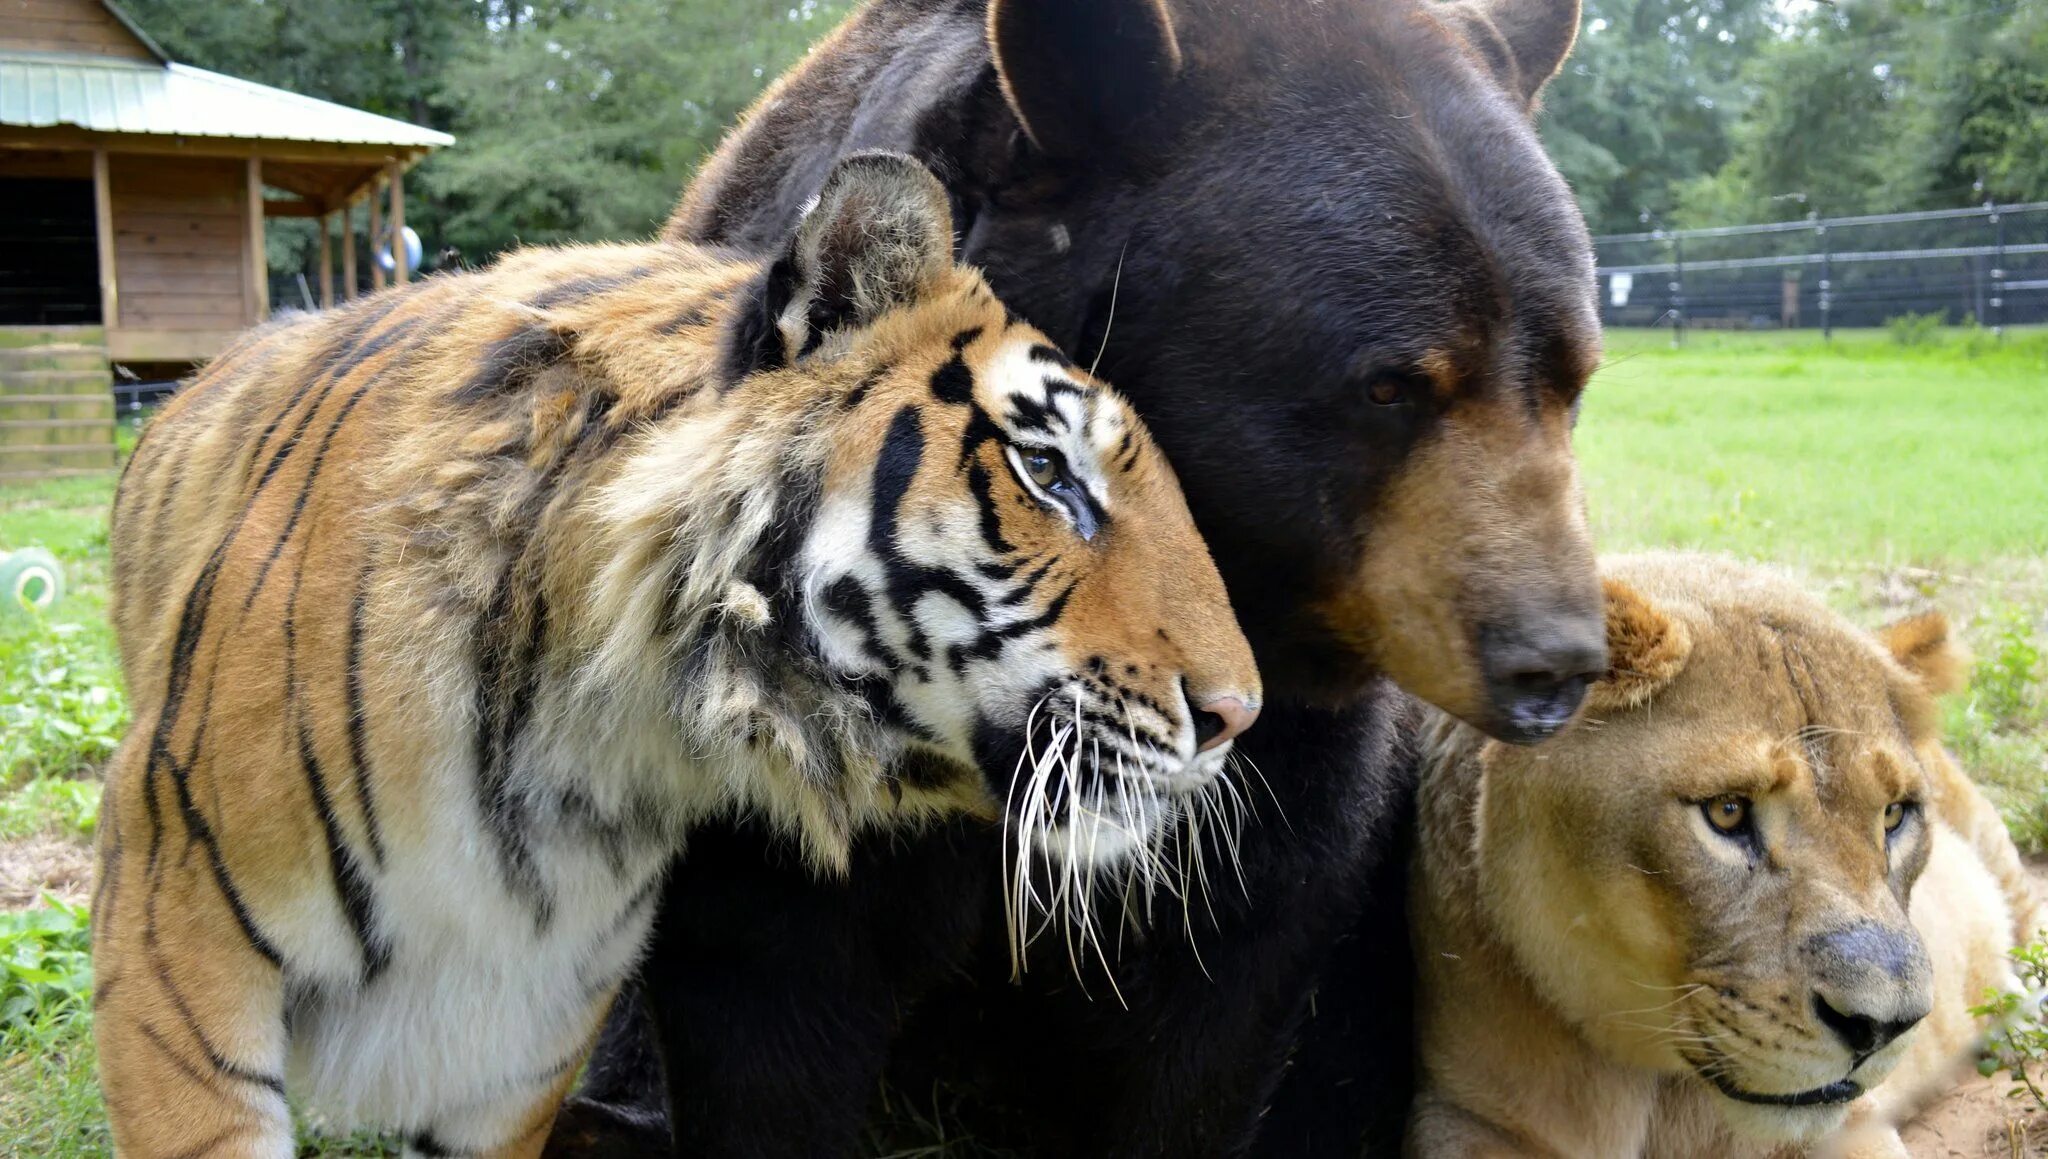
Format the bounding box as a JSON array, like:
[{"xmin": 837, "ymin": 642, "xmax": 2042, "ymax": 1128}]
[
  {"xmin": 1813, "ymin": 992, "xmax": 1922, "ymax": 1059},
  {"xmin": 1805, "ymin": 922, "xmax": 1933, "ymax": 1061},
  {"xmin": 1190, "ymin": 695, "xmax": 1258, "ymax": 752}
]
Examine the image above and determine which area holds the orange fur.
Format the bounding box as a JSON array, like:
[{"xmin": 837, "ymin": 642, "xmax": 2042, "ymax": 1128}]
[{"xmin": 93, "ymin": 157, "xmax": 1256, "ymax": 1156}]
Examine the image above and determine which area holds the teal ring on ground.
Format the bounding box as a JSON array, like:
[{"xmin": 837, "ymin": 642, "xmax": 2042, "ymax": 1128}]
[{"xmin": 0, "ymin": 548, "xmax": 65, "ymax": 615}]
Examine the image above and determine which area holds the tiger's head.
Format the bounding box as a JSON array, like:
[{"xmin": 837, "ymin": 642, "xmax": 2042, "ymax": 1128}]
[{"xmin": 679, "ymin": 153, "xmax": 1262, "ymax": 884}]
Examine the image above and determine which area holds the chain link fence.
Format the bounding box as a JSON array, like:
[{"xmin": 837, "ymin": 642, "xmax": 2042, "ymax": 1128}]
[{"xmin": 1594, "ymin": 202, "xmax": 2048, "ymax": 333}]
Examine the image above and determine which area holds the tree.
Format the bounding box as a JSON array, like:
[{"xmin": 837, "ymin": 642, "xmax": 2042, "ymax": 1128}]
[
  {"xmin": 1674, "ymin": 0, "xmax": 2048, "ymax": 226},
  {"xmin": 425, "ymin": 0, "xmax": 849, "ymax": 259},
  {"xmin": 119, "ymin": 0, "xmax": 850, "ymax": 266},
  {"xmin": 1538, "ymin": 0, "xmax": 1780, "ymax": 233}
]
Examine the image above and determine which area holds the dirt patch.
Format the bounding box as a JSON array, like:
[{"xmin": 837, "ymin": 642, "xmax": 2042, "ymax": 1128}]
[
  {"xmin": 0, "ymin": 834, "xmax": 93, "ymax": 910},
  {"xmin": 1897, "ymin": 860, "xmax": 2048, "ymax": 1157},
  {"xmin": 1902, "ymin": 1074, "xmax": 2047, "ymax": 1158}
]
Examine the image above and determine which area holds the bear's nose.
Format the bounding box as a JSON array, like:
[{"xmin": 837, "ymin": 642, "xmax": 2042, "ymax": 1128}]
[
  {"xmin": 1477, "ymin": 618, "xmax": 1607, "ymax": 744},
  {"xmin": 1813, "ymin": 992, "xmax": 1922, "ymax": 1060},
  {"xmin": 1189, "ymin": 695, "xmax": 1258, "ymax": 752}
]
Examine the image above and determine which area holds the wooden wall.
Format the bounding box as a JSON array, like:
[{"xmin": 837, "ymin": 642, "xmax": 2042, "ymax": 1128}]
[
  {"xmin": 0, "ymin": 0, "xmax": 157, "ymax": 61},
  {"xmin": 108, "ymin": 156, "xmax": 251, "ymax": 334}
]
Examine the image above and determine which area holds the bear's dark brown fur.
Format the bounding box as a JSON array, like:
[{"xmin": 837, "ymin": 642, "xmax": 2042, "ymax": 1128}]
[{"xmin": 553, "ymin": 0, "xmax": 1601, "ymax": 1154}]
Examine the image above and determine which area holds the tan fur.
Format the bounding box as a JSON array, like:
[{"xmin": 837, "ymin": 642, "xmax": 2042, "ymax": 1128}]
[
  {"xmin": 1409, "ymin": 553, "xmax": 2040, "ymax": 1159},
  {"xmin": 93, "ymin": 159, "xmax": 1255, "ymax": 1156},
  {"xmin": 1322, "ymin": 395, "xmax": 1598, "ymax": 725}
]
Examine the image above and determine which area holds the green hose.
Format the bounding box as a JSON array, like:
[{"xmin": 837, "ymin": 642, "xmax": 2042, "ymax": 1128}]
[{"xmin": 0, "ymin": 548, "xmax": 65, "ymax": 616}]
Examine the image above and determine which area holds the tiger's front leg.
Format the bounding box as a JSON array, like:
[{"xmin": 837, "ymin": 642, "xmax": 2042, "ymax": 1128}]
[
  {"xmin": 401, "ymin": 988, "xmax": 618, "ymax": 1159},
  {"xmin": 92, "ymin": 741, "xmax": 293, "ymax": 1159}
]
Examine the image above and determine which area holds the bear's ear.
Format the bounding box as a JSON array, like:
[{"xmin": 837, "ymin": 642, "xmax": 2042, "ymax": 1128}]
[
  {"xmin": 753, "ymin": 152, "xmax": 955, "ymax": 368},
  {"xmin": 1443, "ymin": 0, "xmax": 1582, "ymax": 108},
  {"xmin": 1587, "ymin": 578, "xmax": 1693, "ymax": 713},
  {"xmin": 1878, "ymin": 610, "xmax": 1969, "ymax": 697},
  {"xmin": 987, "ymin": 0, "xmax": 1182, "ymax": 159}
]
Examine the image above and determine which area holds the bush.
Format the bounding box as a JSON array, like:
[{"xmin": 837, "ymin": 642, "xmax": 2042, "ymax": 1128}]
[
  {"xmin": 1977, "ymin": 610, "xmax": 2043, "ymax": 731},
  {"xmin": 1974, "ymin": 938, "xmax": 2048, "ymax": 1112},
  {"xmin": 0, "ymin": 897, "xmax": 91, "ymax": 1039},
  {"xmin": 0, "ymin": 619, "xmax": 125, "ymax": 785},
  {"xmin": 1886, "ymin": 309, "xmax": 1948, "ymax": 346}
]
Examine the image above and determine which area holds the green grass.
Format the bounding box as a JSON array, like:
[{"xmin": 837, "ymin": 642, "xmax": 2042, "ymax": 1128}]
[
  {"xmin": 1579, "ymin": 326, "xmax": 2048, "ymax": 565},
  {"xmin": 0, "ymin": 329, "xmax": 2042, "ymax": 1155},
  {"xmin": 1577, "ymin": 325, "xmax": 2048, "ymax": 848},
  {"xmin": 1, "ymin": 471, "xmax": 125, "ymax": 818}
]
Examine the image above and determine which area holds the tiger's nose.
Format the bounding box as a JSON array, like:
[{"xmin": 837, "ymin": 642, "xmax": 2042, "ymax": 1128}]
[{"xmin": 1190, "ymin": 695, "xmax": 1258, "ymax": 752}]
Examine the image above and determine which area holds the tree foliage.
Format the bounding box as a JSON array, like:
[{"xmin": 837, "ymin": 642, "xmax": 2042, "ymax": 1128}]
[
  {"xmin": 118, "ymin": 0, "xmax": 2047, "ymax": 257},
  {"xmin": 118, "ymin": 0, "xmax": 846, "ymax": 266},
  {"xmin": 1539, "ymin": 0, "xmax": 1780, "ymax": 233}
]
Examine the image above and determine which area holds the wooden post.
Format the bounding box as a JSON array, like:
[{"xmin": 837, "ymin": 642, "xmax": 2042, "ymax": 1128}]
[
  {"xmin": 368, "ymin": 175, "xmax": 386, "ymax": 292},
  {"xmin": 91, "ymin": 148, "xmax": 117, "ymax": 329},
  {"xmin": 245, "ymin": 157, "xmax": 268, "ymax": 322},
  {"xmin": 341, "ymin": 198, "xmax": 358, "ymax": 301},
  {"xmin": 387, "ymin": 162, "xmax": 408, "ymax": 285},
  {"xmin": 319, "ymin": 209, "xmax": 334, "ymax": 309}
]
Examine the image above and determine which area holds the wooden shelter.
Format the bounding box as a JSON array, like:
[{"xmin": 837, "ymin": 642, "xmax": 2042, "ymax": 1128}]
[{"xmin": 0, "ymin": 0, "xmax": 452, "ymax": 479}]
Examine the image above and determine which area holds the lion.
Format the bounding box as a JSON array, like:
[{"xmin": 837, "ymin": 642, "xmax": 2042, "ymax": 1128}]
[{"xmin": 1408, "ymin": 552, "xmax": 2042, "ymax": 1158}]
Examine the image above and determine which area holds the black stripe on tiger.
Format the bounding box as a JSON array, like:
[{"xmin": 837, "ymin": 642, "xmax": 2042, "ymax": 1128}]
[
  {"xmin": 524, "ymin": 267, "xmax": 648, "ymax": 311},
  {"xmin": 140, "ymin": 905, "xmax": 286, "ymax": 1094},
  {"xmin": 344, "ymin": 571, "xmax": 388, "ymax": 867},
  {"xmin": 820, "ymin": 576, "xmax": 894, "ymax": 670},
  {"xmin": 133, "ymin": 1020, "xmax": 241, "ymax": 1107},
  {"xmin": 944, "ymin": 579, "xmax": 1078, "ymax": 674},
  {"xmin": 283, "ymin": 560, "xmax": 390, "ymax": 983},
  {"xmin": 239, "ymin": 343, "xmax": 399, "ymax": 614},
  {"xmin": 867, "ymin": 405, "xmax": 989, "ymax": 625},
  {"xmin": 454, "ymin": 323, "xmax": 574, "ymax": 405},
  {"xmin": 928, "ymin": 327, "xmax": 983, "ymax": 405},
  {"xmin": 470, "ymin": 559, "xmax": 556, "ymax": 934},
  {"xmin": 964, "ymin": 460, "xmax": 1016, "ymax": 556},
  {"xmin": 239, "ymin": 294, "xmax": 406, "ymax": 488}
]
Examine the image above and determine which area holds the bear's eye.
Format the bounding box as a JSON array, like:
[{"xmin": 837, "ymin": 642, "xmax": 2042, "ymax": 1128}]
[
  {"xmin": 1703, "ymin": 795, "xmax": 1751, "ymax": 835},
  {"xmin": 1884, "ymin": 801, "xmax": 1910, "ymax": 833}
]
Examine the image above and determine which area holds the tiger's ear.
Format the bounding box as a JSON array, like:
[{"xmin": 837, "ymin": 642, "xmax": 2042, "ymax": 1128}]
[
  {"xmin": 1878, "ymin": 610, "xmax": 1969, "ymax": 697},
  {"xmin": 1586, "ymin": 578, "xmax": 1693, "ymax": 713},
  {"xmin": 1443, "ymin": 0, "xmax": 1582, "ymax": 108},
  {"xmin": 988, "ymin": 0, "xmax": 1182, "ymax": 158},
  {"xmin": 746, "ymin": 152, "xmax": 954, "ymax": 371}
]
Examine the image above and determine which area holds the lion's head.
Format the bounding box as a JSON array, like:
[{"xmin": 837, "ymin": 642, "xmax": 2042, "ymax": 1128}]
[{"xmin": 1440, "ymin": 553, "xmax": 1970, "ymax": 1145}]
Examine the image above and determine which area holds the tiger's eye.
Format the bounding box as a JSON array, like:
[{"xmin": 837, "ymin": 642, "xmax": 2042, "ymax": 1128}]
[
  {"xmin": 1026, "ymin": 453, "xmax": 1060, "ymax": 489},
  {"xmin": 1367, "ymin": 377, "xmax": 1404, "ymax": 406},
  {"xmin": 1704, "ymin": 795, "xmax": 1750, "ymax": 833},
  {"xmin": 1884, "ymin": 801, "xmax": 1907, "ymax": 832}
]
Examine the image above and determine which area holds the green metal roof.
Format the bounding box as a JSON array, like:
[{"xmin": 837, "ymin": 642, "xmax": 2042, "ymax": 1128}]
[{"xmin": 0, "ymin": 51, "xmax": 453, "ymax": 150}]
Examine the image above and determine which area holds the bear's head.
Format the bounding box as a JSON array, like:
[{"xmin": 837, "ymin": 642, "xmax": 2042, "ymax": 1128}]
[{"xmin": 674, "ymin": 0, "xmax": 1608, "ymax": 742}]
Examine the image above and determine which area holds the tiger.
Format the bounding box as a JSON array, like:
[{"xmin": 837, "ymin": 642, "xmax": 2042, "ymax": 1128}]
[{"xmin": 90, "ymin": 151, "xmax": 1262, "ymax": 1159}]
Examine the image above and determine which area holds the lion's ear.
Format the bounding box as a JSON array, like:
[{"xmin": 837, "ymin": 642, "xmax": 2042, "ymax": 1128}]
[
  {"xmin": 1587, "ymin": 578, "xmax": 1693, "ymax": 713},
  {"xmin": 1878, "ymin": 610, "xmax": 1968, "ymax": 697}
]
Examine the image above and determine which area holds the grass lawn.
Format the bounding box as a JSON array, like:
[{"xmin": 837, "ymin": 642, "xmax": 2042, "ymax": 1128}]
[
  {"xmin": 0, "ymin": 328, "xmax": 2042, "ymax": 1154},
  {"xmin": 1581, "ymin": 327, "xmax": 2048, "ymax": 564}
]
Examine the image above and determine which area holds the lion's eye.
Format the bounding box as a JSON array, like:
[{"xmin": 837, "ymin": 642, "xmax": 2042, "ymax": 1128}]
[
  {"xmin": 1703, "ymin": 795, "xmax": 1751, "ymax": 835},
  {"xmin": 1884, "ymin": 801, "xmax": 1909, "ymax": 833}
]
